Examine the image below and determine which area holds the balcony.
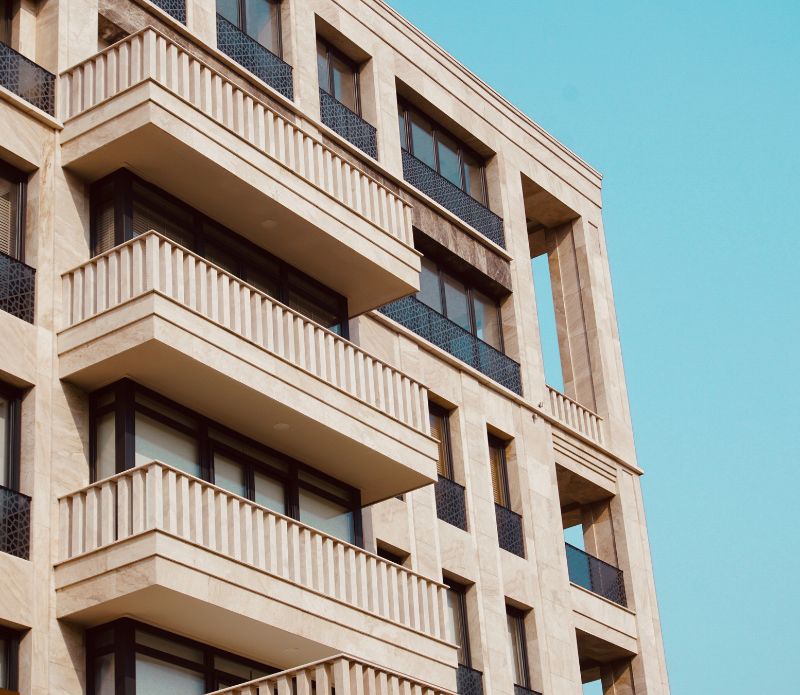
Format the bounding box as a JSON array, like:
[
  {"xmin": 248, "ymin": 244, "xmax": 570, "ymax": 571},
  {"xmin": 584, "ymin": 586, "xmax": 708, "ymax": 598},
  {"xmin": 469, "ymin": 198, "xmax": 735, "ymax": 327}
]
[
  {"xmin": 209, "ymin": 653, "xmax": 457, "ymax": 695},
  {"xmin": 435, "ymin": 475, "xmax": 467, "ymax": 530},
  {"xmin": 547, "ymin": 386, "xmax": 604, "ymax": 445},
  {"xmin": 58, "ymin": 28, "xmax": 421, "ymax": 315},
  {"xmin": 0, "ymin": 484, "xmax": 30, "ymax": 560},
  {"xmin": 216, "ymin": 14, "xmax": 293, "ymax": 100},
  {"xmin": 0, "ymin": 251, "xmax": 35, "ymax": 323},
  {"xmin": 495, "ymin": 504, "xmax": 524, "ymax": 558},
  {"xmin": 401, "ymin": 150, "xmax": 504, "ymax": 248},
  {"xmin": 319, "ymin": 89, "xmax": 378, "ymax": 159},
  {"xmin": 56, "ymin": 462, "xmax": 457, "ymax": 686},
  {"xmin": 379, "ymin": 296, "xmax": 522, "ymax": 395},
  {"xmin": 150, "ymin": 0, "xmax": 185, "ymax": 23},
  {"xmin": 456, "ymin": 664, "xmax": 483, "ymax": 695},
  {"xmin": 59, "ymin": 232, "xmax": 439, "ymax": 503},
  {"xmin": 565, "ymin": 543, "xmax": 626, "ymax": 607},
  {"xmin": 0, "ymin": 42, "xmax": 55, "ymax": 115}
]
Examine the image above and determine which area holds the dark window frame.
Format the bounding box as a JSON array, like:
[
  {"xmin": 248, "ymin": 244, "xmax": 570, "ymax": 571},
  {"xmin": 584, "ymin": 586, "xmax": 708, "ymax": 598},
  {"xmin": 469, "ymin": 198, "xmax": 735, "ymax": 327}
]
[
  {"xmin": 0, "ymin": 624, "xmax": 20, "ymax": 692},
  {"xmin": 488, "ymin": 434, "xmax": 511, "ymax": 509},
  {"xmin": 89, "ymin": 169, "xmax": 349, "ymax": 338},
  {"xmin": 420, "ymin": 256, "xmax": 504, "ymax": 352},
  {"xmin": 506, "ymin": 606, "xmax": 531, "ymax": 689},
  {"xmin": 397, "ymin": 99, "xmax": 488, "ymax": 205},
  {"xmin": 86, "ymin": 618, "xmax": 277, "ymax": 695},
  {"xmin": 316, "ymin": 36, "xmax": 361, "ymax": 115},
  {"xmin": 445, "ymin": 578, "xmax": 472, "ymax": 667},
  {"xmin": 0, "ymin": 380, "xmax": 22, "ymax": 492},
  {"xmin": 89, "ymin": 379, "xmax": 364, "ymax": 547},
  {"xmin": 428, "ymin": 401, "xmax": 454, "ymax": 480},
  {"xmin": 217, "ymin": 0, "xmax": 283, "ymax": 57},
  {"xmin": 1, "ymin": 0, "xmax": 12, "ymax": 45},
  {"xmin": 0, "ymin": 159, "xmax": 27, "ymax": 262}
]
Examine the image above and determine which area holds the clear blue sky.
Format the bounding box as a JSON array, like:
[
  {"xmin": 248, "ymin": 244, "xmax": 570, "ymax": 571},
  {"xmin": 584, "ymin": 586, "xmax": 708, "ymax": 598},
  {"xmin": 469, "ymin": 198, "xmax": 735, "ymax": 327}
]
[{"xmin": 387, "ymin": 1, "xmax": 800, "ymax": 692}]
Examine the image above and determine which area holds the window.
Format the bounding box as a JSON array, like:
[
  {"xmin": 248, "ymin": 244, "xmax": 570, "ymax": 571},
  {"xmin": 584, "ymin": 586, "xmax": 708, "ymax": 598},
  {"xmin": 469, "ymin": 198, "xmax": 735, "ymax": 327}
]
[
  {"xmin": 217, "ymin": 0, "xmax": 281, "ymax": 56},
  {"xmin": 0, "ymin": 626, "xmax": 19, "ymax": 691},
  {"xmin": 506, "ymin": 607, "xmax": 531, "ymax": 689},
  {"xmin": 0, "ymin": 161, "xmax": 26, "ymax": 261},
  {"xmin": 376, "ymin": 544, "xmax": 408, "ymax": 566},
  {"xmin": 90, "ymin": 170, "xmax": 348, "ymax": 336},
  {"xmin": 444, "ymin": 580, "xmax": 471, "ymax": 667},
  {"xmin": 86, "ymin": 619, "xmax": 275, "ymax": 694},
  {"xmin": 488, "ymin": 435, "xmax": 510, "ymax": 508},
  {"xmin": 1, "ymin": 0, "xmax": 11, "ymax": 45},
  {"xmin": 90, "ymin": 380, "xmax": 363, "ymax": 545},
  {"xmin": 0, "ymin": 382, "xmax": 21, "ymax": 491},
  {"xmin": 398, "ymin": 100, "xmax": 487, "ymax": 204},
  {"xmin": 317, "ymin": 38, "xmax": 359, "ymax": 114},
  {"xmin": 429, "ymin": 403, "xmax": 454, "ymax": 479},
  {"xmin": 417, "ymin": 256, "xmax": 503, "ymax": 350}
]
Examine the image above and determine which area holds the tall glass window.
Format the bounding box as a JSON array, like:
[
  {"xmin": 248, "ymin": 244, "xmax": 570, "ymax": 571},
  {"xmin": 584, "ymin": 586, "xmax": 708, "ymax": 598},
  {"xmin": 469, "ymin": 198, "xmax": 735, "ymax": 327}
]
[
  {"xmin": 0, "ymin": 383, "xmax": 20, "ymax": 491},
  {"xmin": 429, "ymin": 403, "xmax": 454, "ymax": 479},
  {"xmin": 0, "ymin": 626, "xmax": 19, "ymax": 692},
  {"xmin": 398, "ymin": 100, "xmax": 488, "ymax": 204},
  {"xmin": 506, "ymin": 606, "xmax": 531, "ymax": 688},
  {"xmin": 217, "ymin": 0, "xmax": 281, "ymax": 56},
  {"xmin": 0, "ymin": 161, "xmax": 26, "ymax": 261},
  {"xmin": 489, "ymin": 435, "xmax": 510, "ymax": 508},
  {"xmin": 445, "ymin": 580, "xmax": 471, "ymax": 667},
  {"xmin": 1, "ymin": 0, "xmax": 11, "ymax": 45},
  {"xmin": 317, "ymin": 38, "xmax": 360, "ymax": 114}
]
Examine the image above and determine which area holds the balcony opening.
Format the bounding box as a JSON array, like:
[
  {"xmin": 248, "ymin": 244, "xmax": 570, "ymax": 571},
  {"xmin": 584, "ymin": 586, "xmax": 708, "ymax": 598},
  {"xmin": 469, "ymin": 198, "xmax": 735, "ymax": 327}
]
[
  {"xmin": 0, "ymin": 380, "xmax": 29, "ymax": 561},
  {"xmin": 506, "ymin": 604, "xmax": 542, "ymax": 695},
  {"xmin": 444, "ymin": 577, "xmax": 484, "ymax": 695},
  {"xmin": 557, "ymin": 465, "xmax": 626, "ymax": 606},
  {"xmin": 430, "ymin": 401, "xmax": 467, "ymax": 531},
  {"xmin": 489, "ymin": 433, "xmax": 525, "ymax": 558},
  {"xmin": 0, "ymin": 160, "xmax": 34, "ymax": 324},
  {"xmin": 576, "ymin": 629, "xmax": 637, "ymax": 695}
]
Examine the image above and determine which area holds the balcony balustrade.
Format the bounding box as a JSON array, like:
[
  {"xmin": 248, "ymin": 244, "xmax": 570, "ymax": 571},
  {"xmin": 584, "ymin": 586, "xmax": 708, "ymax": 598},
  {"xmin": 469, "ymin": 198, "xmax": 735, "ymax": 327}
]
[
  {"xmin": 565, "ymin": 542, "xmax": 626, "ymax": 607},
  {"xmin": 209, "ymin": 653, "xmax": 457, "ymax": 695},
  {"xmin": 0, "ymin": 251, "xmax": 35, "ymax": 323},
  {"xmin": 495, "ymin": 504, "xmax": 524, "ymax": 558},
  {"xmin": 0, "ymin": 41, "xmax": 55, "ymax": 115},
  {"xmin": 0, "ymin": 484, "xmax": 30, "ymax": 560},
  {"xmin": 59, "ymin": 461, "xmax": 451, "ymax": 641},
  {"xmin": 401, "ymin": 150, "xmax": 504, "ymax": 248},
  {"xmin": 456, "ymin": 665, "xmax": 483, "ymax": 695},
  {"xmin": 319, "ymin": 89, "xmax": 378, "ymax": 159},
  {"xmin": 379, "ymin": 296, "xmax": 522, "ymax": 395},
  {"xmin": 434, "ymin": 475, "xmax": 467, "ymax": 530},
  {"xmin": 150, "ymin": 0, "xmax": 186, "ymax": 23},
  {"xmin": 216, "ymin": 14, "xmax": 293, "ymax": 100},
  {"xmin": 546, "ymin": 386, "xmax": 604, "ymax": 445}
]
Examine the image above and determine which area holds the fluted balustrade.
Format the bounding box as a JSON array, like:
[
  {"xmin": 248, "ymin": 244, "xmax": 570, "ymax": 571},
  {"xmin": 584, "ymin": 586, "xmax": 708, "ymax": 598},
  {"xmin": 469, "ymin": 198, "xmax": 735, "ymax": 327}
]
[
  {"xmin": 59, "ymin": 28, "xmax": 414, "ymax": 248},
  {"xmin": 209, "ymin": 654, "xmax": 457, "ymax": 695},
  {"xmin": 61, "ymin": 232, "xmax": 431, "ymax": 436},
  {"xmin": 59, "ymin": 462, "xmax": 451, "ymax": 641},
  {"xmin": 546, "ymin": 386, "xmax": 603, "ymax": 445}
]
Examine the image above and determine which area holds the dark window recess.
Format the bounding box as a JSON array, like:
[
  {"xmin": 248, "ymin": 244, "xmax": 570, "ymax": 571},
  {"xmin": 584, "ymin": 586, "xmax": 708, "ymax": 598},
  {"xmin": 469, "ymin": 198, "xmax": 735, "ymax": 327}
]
[
  {"xmin": 0, "ymin": 162, "xmax": 34, "ymax": 324},
  {"xmin": 149, "ymin": 0, "xmax": 186, "ymax": 23},
  {"xmin": 1, "ymin": 0, "xmax": 11, "ymax": 45},
  {"xmin": 216, "ymin": 0, "xmax": 293, "ymax": 100},
  {"xmin": 445, "ymin": 580, "xmax": 472, "ymax": 667},
  {"xmin": 490, "ymin": 436, "xmax": 524, "ymax": 557},
  {"xmin": 506, "ymin": 607, "xmax": 532, "ymax": 690},
  {"xmin": 86, "ymin": 618, "xmax": 277, "ymax": 694},
  {"xmin": 0, "ymin": 37, "xmax": 55, "ymax": 115},
  {"xmin": 0, "ymin": 381, "xmax": 29, "ymax": 561},
  {"xmin": 0, "ymin": 624, "xmax": 21, "ymax": 692},
  {"xmin": 565, "ymin": 542, "xmax": 627, "ymax": 607},
  {"xmin": 375, "ymin": 544, "xmax": 408, "ymax": 566},
  {"xmin": 456, "ymin": 664, "xmax": 484, "ymax": 695},
  {"xmin": 90, "ymin": 380, "xmax": 363, "ymax": 546},
  {"xmin": 90, "ymin": 170, "xmax": 348, "ymax": 337},
  {"xmin": 429, "ymin": 402, "xmax": 468, "ymax": 530}
]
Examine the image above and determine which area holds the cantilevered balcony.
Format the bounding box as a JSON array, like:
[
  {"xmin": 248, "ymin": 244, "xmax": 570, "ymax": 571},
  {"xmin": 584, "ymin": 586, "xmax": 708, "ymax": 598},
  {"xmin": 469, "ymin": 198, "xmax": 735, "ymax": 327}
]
[
  {"xmin": 0, "ymin": 484, "xmax": 30, "ymax": 560},
  {"xmin": 319, "ymin": 89, "xmax": 378, "ymax": 159},
  {"xmin": 0, "ymin": 251, "xmax": 35, "ymax": 323},
  {"xmin": 566, "ymin": 542, "xmax": 627, "ymax": 607},
  {"xmin": 379, "ymin": 296, "xmax": 522, "ymax": 394},
  {"xmin": 58, "ymin": 28, "xmax": 420, "ymax": 315},
  {"xmin": 56, "ymin": 462, "xmax": 457, "ymax": 688},
  {"xmin": 401, "ymin": 150, "xmax": 505, "ymax": 248},
  {"xmin": 547, "ymin": 386, "xmax": 604, "ymax": 445},
  {"xmin": 0, "ymin": 41, "xmax": 55, "ymax": 115},
  {"xmin": 216, "ymin": 14, "xmax": 293, "ymax": 100},
  {"xmin": 59, "ymin": 232, "xmax": 439, "ymax": 503}
]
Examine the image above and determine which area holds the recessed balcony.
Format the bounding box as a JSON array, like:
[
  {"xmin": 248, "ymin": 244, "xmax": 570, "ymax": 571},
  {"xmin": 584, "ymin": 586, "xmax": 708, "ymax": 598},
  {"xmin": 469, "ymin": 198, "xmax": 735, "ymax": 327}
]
[
  {"xmin": 566, "ymin": 542, "xmax": 626, "ymax": 607},
  {"xmin": 0, "ymin": 41, "xmax": 55, "ymax": 115},
  {"xmin": 58, "ymin": 232, "xmax": 439, "ymax": 504},
  {"xmin": 547, "ymin": 386, "xmax": 604, "ymax": 446},
  {"xmin": 58, "ymin": 27, "xmax": 420, "ymax": 315},
  {"xmin": 56, "ymin": 462, "xmax": 457, "ymax": 688}
]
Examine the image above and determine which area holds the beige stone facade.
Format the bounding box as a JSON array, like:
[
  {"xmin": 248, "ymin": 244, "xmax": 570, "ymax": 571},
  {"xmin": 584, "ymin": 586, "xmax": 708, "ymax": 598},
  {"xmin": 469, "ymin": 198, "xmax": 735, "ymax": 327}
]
[{"xmin": 0, "ymin": 0, "xmax": 669, "ymax": 694}]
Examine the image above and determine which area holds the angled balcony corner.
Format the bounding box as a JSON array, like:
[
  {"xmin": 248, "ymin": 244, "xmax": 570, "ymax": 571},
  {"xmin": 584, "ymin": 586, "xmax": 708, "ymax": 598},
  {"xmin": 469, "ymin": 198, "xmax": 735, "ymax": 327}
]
[
  {"xmin": 401, "ymin": 150, "xmax": 504, "ymax": 248},
  {"xmin": 319, "ymin": 88, "xmax": 378, "ymax": 159},
  {"xmin": 56, "ymin": 462, "xmax": 457, "ymax": 687},
  {"xmin": 0, "ymin": 484, "xmax": 30, "ymax": 560},
  {"xmin": 58, "ymin": 28, "xmax": 421, "ymax": 315},
  {"xmin": 0, "ymin": 41, "xmax": 55, "ymax": 115},
  {"xmin": 0, "ymin": 251, "xmax": 35, "ymax": 323},
  {"xmin": 58, "ymin": 232, "xmax": 438, "ymax": 503},
  {"xmin": 378, "ymin": 295, "xmax": 522, "ymax": 395},
  {"xmin": 565, "ymin": 542, "xmax": 627, "ymax": 607}
]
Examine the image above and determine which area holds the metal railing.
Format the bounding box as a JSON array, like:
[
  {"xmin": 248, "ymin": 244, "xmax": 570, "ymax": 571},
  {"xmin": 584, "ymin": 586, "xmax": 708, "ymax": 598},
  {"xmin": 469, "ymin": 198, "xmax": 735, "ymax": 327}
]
[
  {"xmin": 149, "ymin": 0, "xmax": 186, "ymax": 23},
  {"xmin": 0, "ymin": 41, "xmax": 55, "ymax": 115},
  {"xmin": 435, "ymin": 475, "xmax": 467, "ymax": 530},
  {"xmin": 495, "ymin": 504, "xmax": 524, "ymax": 557},
  {"xmin": 216, "ymin": 14, "xmax": 293, "ymax": 100},
  {"xmin": 401, "ymin": 149, "xmax": 504, "ymax": 248},
  {"xmin": 0, "ymin": 484, "xmax": 31, "ymax": 560},
  {"xmin": 0, "ymin": 250, "xmax": 35, "ymax": 323},
  {"xmin": 379, "ymin": 296, "xmax": 522, "ymax": 395},
  {"xmin": 565, "ymin": 542, "xmax": 627, "ymax": 607},
  {"xmin": 320, "ymin": 89, "xmax": 378, "ymax": 159},
  {"xmin": 514, "ymin": 686, "xmax": 542, "ymax": 695},
  {"xmin": 456, "ymin": 665, "xmax": 483, "ymax": 695}
]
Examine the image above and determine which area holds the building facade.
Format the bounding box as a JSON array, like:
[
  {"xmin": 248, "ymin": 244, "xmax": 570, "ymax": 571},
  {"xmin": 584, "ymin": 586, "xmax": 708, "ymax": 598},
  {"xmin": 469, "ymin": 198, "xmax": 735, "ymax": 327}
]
[{"xmin": 0, "ymin": 0, "xmax": 670, "ymax": 693}]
